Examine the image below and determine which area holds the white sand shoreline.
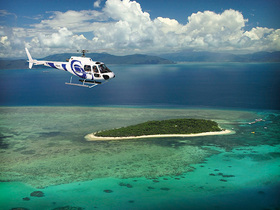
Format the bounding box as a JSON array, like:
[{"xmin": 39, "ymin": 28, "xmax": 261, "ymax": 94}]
[{"xmin": 85, "ymin": 129, "xmax": 234, "ymax": 141}]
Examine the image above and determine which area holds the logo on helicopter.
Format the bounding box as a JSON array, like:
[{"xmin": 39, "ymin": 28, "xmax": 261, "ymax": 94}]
[{"xmin": 70, "ymin": 60, "xmax": 87, "ymax": 78}]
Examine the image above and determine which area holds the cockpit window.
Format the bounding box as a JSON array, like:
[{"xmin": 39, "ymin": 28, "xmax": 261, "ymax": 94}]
[{"xmin": 99, "ymin": 64, "xmax": 111, "ymax": 73}]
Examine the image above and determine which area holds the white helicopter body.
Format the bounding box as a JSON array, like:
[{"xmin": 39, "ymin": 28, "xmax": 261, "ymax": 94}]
[{"xmin": 25, "ymin": 48, "xmax": 115, "ymax": 88}]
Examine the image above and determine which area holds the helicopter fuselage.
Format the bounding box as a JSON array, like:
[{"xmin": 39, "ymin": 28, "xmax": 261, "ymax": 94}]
[
  {"xmin": 42, "ymin": 56, "xmax": 115, "ymax": 83},
  {"xmin": 25, "ymin": 48, "xmax": 115, "ymax": 88}
]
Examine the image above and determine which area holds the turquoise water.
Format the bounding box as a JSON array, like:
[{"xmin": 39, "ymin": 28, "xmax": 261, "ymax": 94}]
[
  {"xmin": 0, "ymin": 63, "xmax": 280, "ymax": 209},
  {"xmin": 0, "ymin": 107, "xmax": 279, "ymax": 209}
]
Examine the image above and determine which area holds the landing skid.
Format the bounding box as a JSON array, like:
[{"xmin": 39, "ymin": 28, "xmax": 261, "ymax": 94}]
[{"xmin": 65, "ymin": 77, "xmax": 99, "ymax": 88}]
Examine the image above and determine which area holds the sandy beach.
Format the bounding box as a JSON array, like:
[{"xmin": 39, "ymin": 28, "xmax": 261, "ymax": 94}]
[{"xmin": 85, "ymin": 129, "xmax": 234, "ymax": 141}]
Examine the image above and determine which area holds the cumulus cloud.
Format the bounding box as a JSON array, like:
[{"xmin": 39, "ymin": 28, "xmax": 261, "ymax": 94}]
[{"xmin": 0, "ymin": 0, "xmax": 280, "ymax": 58}]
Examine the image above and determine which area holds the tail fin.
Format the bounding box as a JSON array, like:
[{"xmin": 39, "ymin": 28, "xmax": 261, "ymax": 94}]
[{"xmin": 25, "ymin": 48, "xmax": 34, "ymax": 69}]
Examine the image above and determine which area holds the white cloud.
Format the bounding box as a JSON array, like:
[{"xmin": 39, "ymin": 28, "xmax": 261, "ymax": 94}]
[
  {"xmin": 0, "ymin": 0, "xmax": 280, "ymax": 58},
  {"xmin": 104, "ymin": 0, "xmax": 151, "ymax": 24},
  {"xmin": 0, "ymin": 36, "xmax": 9, "ymax": 46},
  {"xmin": 154, "ymin": 17, "xmax": 181, "ymax": 34},
  {"xmin": 0, "ymin": 10, "xmax": 17, "ymax": 17},
  {"xmin": 33, "ymin": 10, "xmax": 105, "ymax": 32},
  {"xmin": 244, "ymin": 27, "xmax": 273, "ymax": 40},
  {"xmin": 37, "ymin": 27, "xmax": 73, "ymax": 48},
  {"xmin": 94, "ymin": 0, "xmax": 102, "ymax": 8},
  {"xmin": 0, "ymin": 26, "xmax": 27, "ymax": 57},
  {"xmin": 176, "ymin": 9, "xmax": 249, "ymax": 51}
]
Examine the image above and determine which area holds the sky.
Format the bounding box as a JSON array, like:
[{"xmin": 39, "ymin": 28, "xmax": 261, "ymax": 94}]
[{"xmin": 0, "ymin": 0, "xmax": 280, "ymax": 58}]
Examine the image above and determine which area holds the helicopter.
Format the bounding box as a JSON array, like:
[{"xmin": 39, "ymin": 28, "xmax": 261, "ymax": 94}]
[{"xmin": 25, "ymin": 48, "xmax": 115, "ymax": 88}]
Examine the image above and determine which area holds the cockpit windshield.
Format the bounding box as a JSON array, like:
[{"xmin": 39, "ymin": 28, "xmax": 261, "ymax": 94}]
[{"xmin": 99, "ymin": 64, "xmax": 111, "ymax": 73}]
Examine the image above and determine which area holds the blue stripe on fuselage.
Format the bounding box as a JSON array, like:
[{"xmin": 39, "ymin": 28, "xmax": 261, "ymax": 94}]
[
  {"xmin": 47, "ymin": 62, "xmax": 58, "ymax": 69},
  {"xmin": 62, "ymin": 64, "xmax": 67, "ymax": 71}
]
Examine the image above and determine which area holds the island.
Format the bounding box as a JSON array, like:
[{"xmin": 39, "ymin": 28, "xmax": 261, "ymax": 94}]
[{"xmin": 85, "ymin": 118, "xmax": 233, "ymax": 141}]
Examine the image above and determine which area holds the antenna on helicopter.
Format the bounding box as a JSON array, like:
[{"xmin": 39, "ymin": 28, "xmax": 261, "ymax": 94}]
[{"xmin": 77, "ymin": 50, "xmax": 89, "ymax": 57}]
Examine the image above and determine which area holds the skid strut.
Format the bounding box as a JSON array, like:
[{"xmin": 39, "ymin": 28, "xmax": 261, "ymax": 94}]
[{"xmin": 65, "ymin": 76, "xmax": 98, "ymax": 88}]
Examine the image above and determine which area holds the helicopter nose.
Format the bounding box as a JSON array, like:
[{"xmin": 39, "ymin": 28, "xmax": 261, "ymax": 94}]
[
  {"xmin": 103, "ymin": 75, "xmax": 110, "ymax": 80},
  {"xmin": 108, "ymin": 72, "xmax": 115, "ymax": 79},
  {"xmin": 103, "ymin": 72, "xmax": 115, "ymax": 80}
]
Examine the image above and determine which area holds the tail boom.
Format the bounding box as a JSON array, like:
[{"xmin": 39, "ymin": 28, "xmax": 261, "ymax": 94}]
[{"xmin": 25, "ymin": 48, "xmax": 67, "ymax": 70}]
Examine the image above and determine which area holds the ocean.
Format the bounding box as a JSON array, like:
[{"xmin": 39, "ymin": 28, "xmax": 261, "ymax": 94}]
[
  {"xmin": 0, "ymin": 63, "xmax": 279, "ymax": 210},
  {"xmin": 1, "ymin": 63, "xmax": 280, "ymax": 109}
]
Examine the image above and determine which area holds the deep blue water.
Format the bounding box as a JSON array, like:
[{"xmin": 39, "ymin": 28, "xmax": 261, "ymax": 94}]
[{"xmin": 1, "ymin": 63, "xmax": 280, "ymax": 109}]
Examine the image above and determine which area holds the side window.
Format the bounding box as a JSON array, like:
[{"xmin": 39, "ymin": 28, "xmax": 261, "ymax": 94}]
[
  {"xmin": 84, "ymin": 65, "xmax": 91, "ymax": 72},
  {"xmin": 92, "ymin": 66, "xmax": 99, "ymax": 73},
  {"xmin": 93, "ymin": 65, "xmax": 100, "ymax": 77}
]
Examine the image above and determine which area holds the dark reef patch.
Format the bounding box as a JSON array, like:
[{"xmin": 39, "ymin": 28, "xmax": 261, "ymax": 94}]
[
  {"xmin": 0, "ymin": 136, "xmax": 10, "ymax": 149},
  {"xmin": 52, "ymin": 206, "xmax": 84, "ymax": 210},
  {"xmin": 103, "ymin": 189, "xmax": 113, "ymax": 193},
  {"xmin": 268, "ymin": 152, "xmax": 280, "ymax": 158},
  {"xmin": 119, "ymin": 182, "xmax": 133, "ymax": 188},
  {"xmin": 0, "ymin": 179, "xmax": 12, "ymax": 182},
  {"xmin": 38, "ymin": 131, "xmax": 61, "ymax": 138},
  {"xmin": 21, "ymin": 150, "xmax": 36, "ymax": 155},
  {"xmin": 30, "ymin": 191, "xmax": 44, "ymax": 197},
  {"xmin": 13, "ymin": 147, "xmax": 27, "ymax": 152},
  {"xmin": 160, "ymin": 187, "xmax": 170, "ymax": 191},
  {"xmin": 221, "ymin": 174, "xmax": 235, "ymax": 178},
  {"xmin": 79, "ymin": 148, "xmax": 93, "ymax": 154},
  {"xmin": 258, "ymin": 191, "xmax": 266, "ymax": 195},
  {"xmin": 226, "ymin": 154, "xmax": 274, "ymax": 161},
  {"xmin": 46, "ymin": 142, "xmax": 59, "ymax": 147},
  {"xmin": 211, "ymin": 172, "xmax": 235, "ymax": 178}
]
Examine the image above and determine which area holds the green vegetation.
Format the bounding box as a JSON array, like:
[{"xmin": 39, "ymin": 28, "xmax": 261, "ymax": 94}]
[{"xmin": 95, "ymin": 118, "xmax": 222, "ymax": 137}]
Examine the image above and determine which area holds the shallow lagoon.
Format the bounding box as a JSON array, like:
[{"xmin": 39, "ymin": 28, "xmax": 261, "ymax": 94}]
[{"xmin": 0, "ymin": 106, "xmax": 279, "ymax": 209}]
